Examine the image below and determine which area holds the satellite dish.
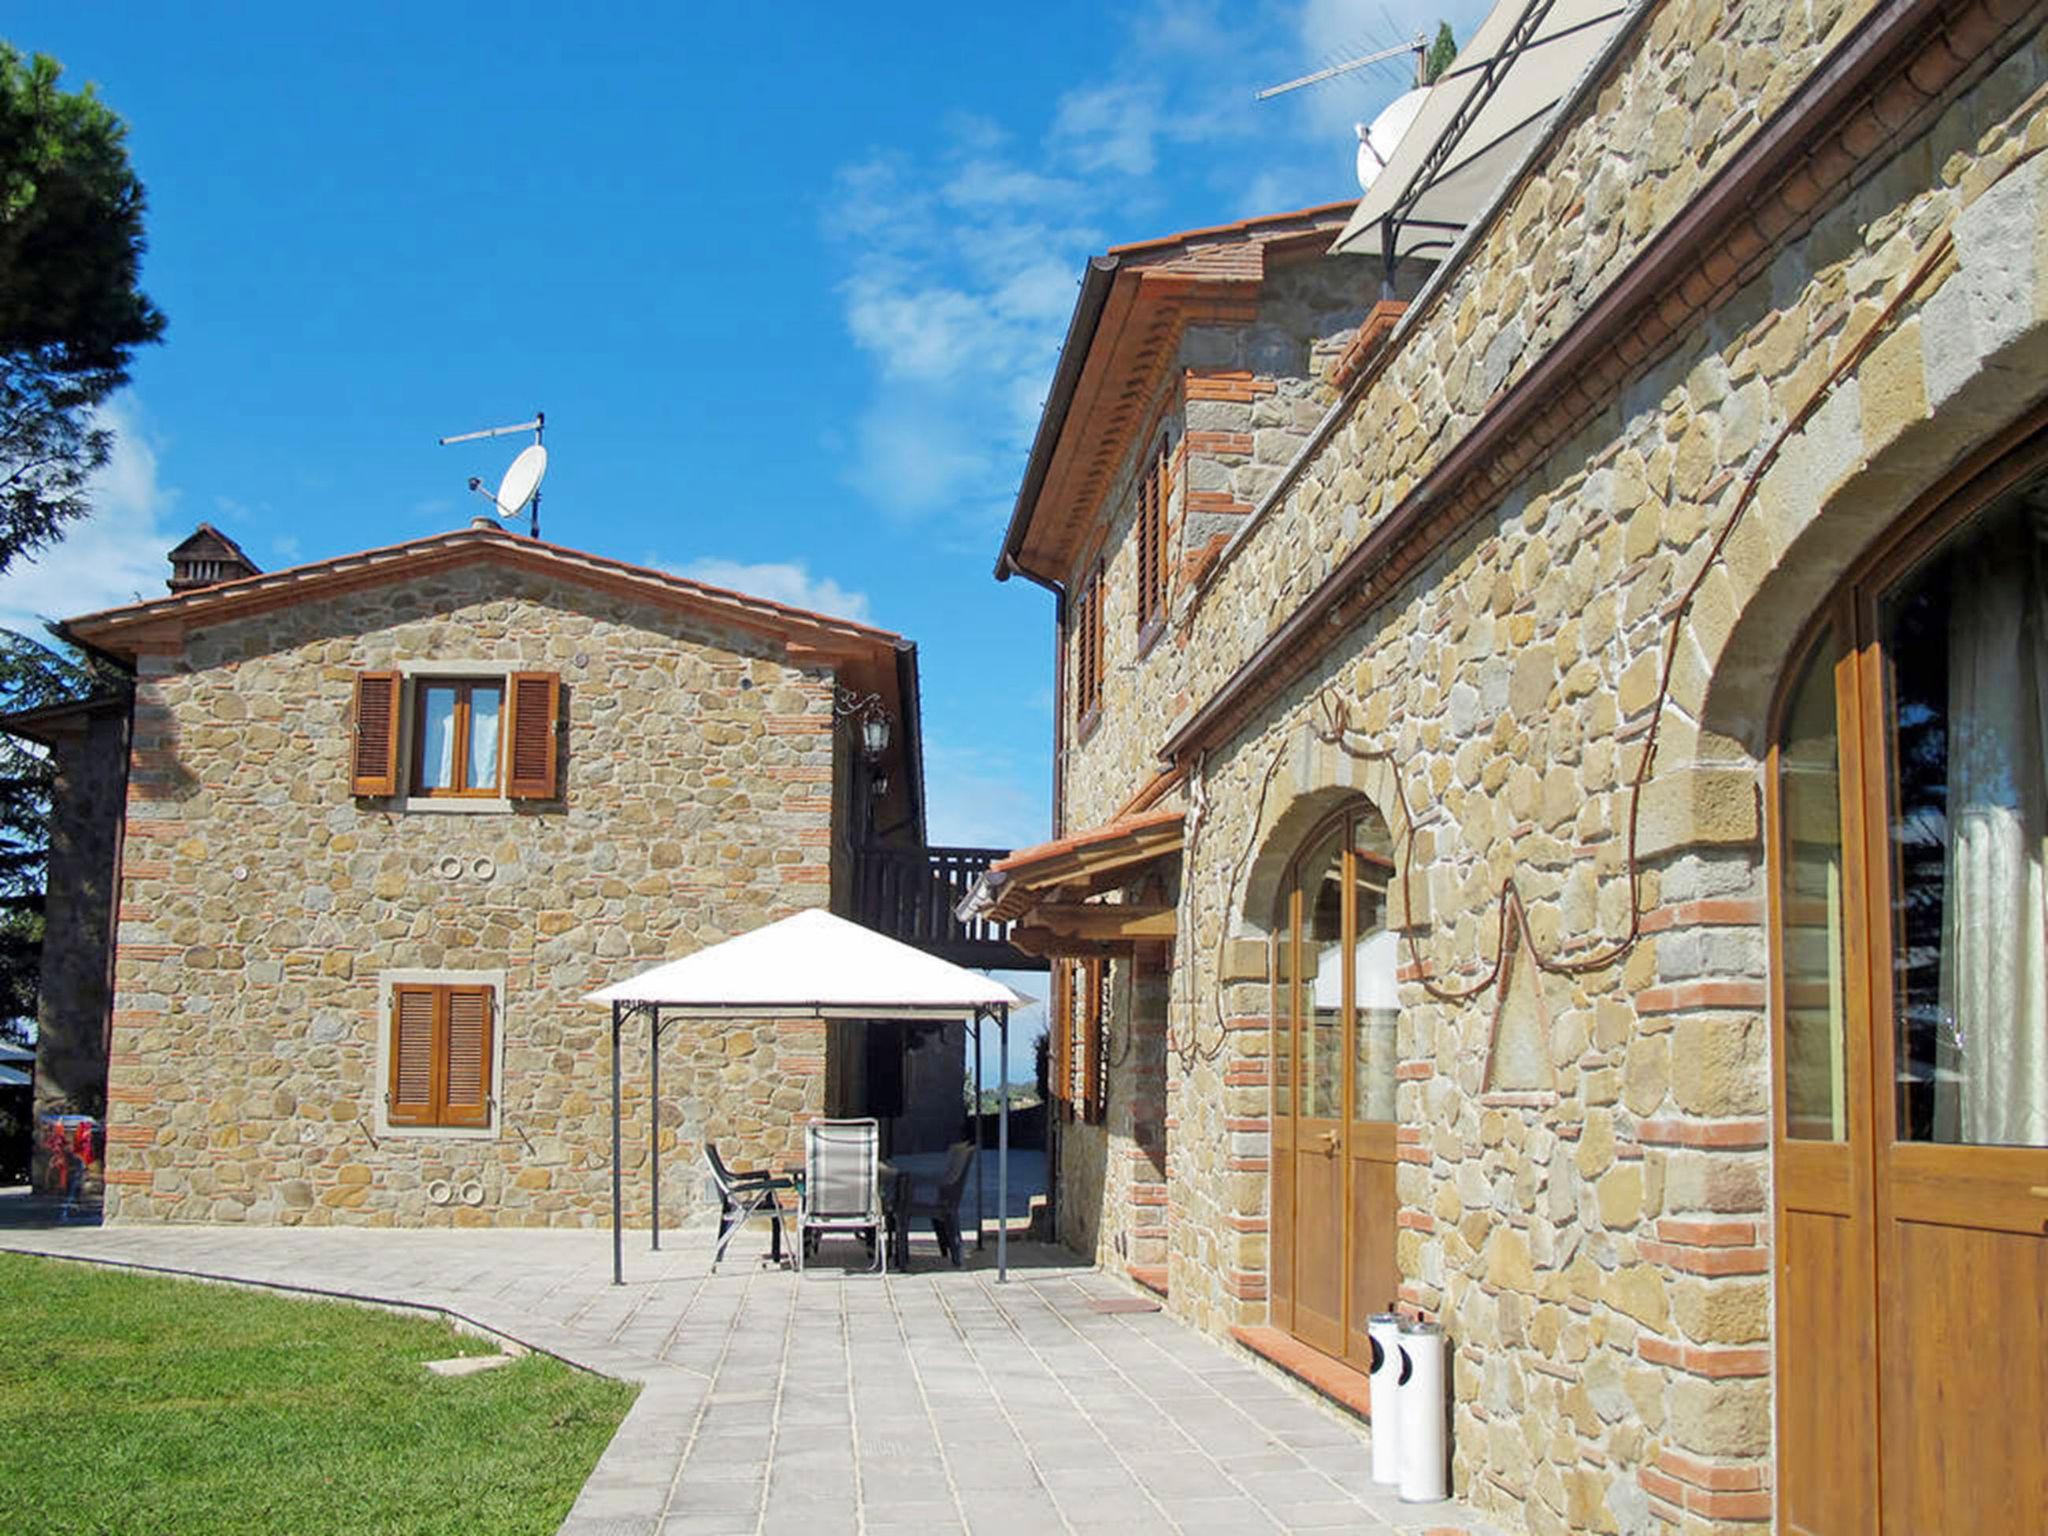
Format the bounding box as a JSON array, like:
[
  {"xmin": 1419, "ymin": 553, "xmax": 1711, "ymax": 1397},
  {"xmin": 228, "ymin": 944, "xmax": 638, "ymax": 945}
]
[
  {"xmin": 495, "ymin": 444, "xmax": 548, "ymax": 518},
  {"xmin": 1356, "ymin": 87, "xmax": 1429, "ymax": 193}
]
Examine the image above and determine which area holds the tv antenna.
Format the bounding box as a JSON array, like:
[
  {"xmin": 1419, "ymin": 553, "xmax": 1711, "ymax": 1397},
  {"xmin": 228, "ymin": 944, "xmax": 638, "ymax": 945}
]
[
  {"xmin": 439, "ymin": 411, "xmax": 548, "ymax": 540},
  {"xmin": 1255, "ymin": 36, "xmax": 1424, "ymax": 101}
]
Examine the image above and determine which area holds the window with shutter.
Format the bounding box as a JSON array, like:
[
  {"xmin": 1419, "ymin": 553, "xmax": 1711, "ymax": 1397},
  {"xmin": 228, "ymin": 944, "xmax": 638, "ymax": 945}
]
[
  {"xmin": 351, "ymin": 671, "xmax": 403, "ymax": 796},
  {"xmin": 354, "ymin": 670, "xmax": 561, "ymax": 803},
  {"xmin": 384, "ymin": 981, "xmax": 497, "ymax": 1132}
]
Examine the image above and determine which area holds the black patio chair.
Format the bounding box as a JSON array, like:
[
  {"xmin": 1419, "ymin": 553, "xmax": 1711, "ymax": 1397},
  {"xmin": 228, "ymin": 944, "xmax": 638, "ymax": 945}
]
[
  {"xmin": 706, "ymin": 1142, "xmax": 797, "ymax": 1271},
  {"xmin": 892, "ymin": 1139, "xmax": 976, "ymax": 1269}
]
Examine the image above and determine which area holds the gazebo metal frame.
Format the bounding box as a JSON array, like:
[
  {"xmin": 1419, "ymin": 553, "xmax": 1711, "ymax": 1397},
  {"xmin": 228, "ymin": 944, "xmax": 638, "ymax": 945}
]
[{"xmin": 604, "ymin": 997, "xmax": 1017, "ymax": 1285}]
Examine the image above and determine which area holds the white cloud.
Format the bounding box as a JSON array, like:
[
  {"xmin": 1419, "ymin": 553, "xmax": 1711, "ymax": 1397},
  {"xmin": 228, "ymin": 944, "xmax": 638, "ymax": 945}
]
[
  {"xmin": 824, "ymin": 2, "xmax": 1411, "ymax": 538},
  {"xmin": 672, "ymin": 557, "xmax": 872, "ymax": 624},
  {"xmin": 0, "ymin": 400, "xmax": 181, "ymax": 635},
  {"xmin": 920, "ymin": 735, "xmax": 1050, "ymax": 852},
  {"xmin": 1049, "ymin": 83, "xmax": 1171, "ymax": 177}
]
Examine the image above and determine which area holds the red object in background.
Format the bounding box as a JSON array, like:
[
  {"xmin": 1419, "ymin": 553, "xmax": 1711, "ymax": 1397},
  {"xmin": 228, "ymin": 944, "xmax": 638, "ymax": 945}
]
[
  {"xmin": 41, "ymin": 1118, "xmax": 73, "ymax": 1193},
  {"xmin": 39, "ymin": 1115, "xmax": 103, "ymax": 1195}
]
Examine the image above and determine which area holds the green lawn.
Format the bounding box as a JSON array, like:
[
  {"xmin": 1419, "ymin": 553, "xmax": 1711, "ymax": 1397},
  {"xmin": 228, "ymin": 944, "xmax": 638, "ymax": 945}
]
[{"xmin": 0, "ymin": 1252, "xmax": 637, "ymax": 1536}]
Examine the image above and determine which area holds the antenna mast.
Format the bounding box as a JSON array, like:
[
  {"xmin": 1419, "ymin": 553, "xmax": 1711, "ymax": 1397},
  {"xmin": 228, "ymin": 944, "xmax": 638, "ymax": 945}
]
[{"xmin": 438, "ymin": 411, "xmax": 547, "ymax": 539}]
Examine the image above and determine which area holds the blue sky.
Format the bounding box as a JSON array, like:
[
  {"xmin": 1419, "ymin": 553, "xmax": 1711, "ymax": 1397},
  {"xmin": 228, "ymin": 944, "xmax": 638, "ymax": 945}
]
[{"xmin": 3, "ymin": 1, "xmax": 1490, "ymax": 1077}]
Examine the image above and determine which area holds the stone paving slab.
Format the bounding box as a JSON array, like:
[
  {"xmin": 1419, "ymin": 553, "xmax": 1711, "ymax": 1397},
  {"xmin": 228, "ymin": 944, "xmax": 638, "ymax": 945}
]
[{"xmin": 0, "ymin": 1220, "xmax": 1508, "ymax": 1536}]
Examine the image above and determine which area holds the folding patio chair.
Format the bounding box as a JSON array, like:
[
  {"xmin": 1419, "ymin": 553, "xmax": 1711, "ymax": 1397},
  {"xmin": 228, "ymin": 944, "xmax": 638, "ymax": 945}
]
[
  {"xmin": 706, "ymin": 1142, "xmax": 796, "ymax": 1271},
  {"xmin": 798, "ymin": 1117, "xmax": 885, "ymax": 1274}
]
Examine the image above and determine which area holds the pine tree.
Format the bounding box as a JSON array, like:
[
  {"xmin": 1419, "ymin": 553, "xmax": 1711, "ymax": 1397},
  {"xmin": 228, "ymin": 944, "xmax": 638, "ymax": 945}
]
[
  {"xmin": 0, "ymin": 44, "xmax": 165, "ymax": 575},
  {"xmin": 1425, "ymin": 22, "xmax": 1458, "ymax": 85}
]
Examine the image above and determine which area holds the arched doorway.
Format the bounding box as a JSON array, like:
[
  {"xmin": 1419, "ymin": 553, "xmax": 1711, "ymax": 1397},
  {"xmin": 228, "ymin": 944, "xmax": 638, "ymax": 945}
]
[
  {"xmin": 1768, "ymin": 437, "xmax": 2048, "ymax": 1531},
  {"xmin": 1269, "ymin": 800, "xmax": 1401, "ymax": 1371}
]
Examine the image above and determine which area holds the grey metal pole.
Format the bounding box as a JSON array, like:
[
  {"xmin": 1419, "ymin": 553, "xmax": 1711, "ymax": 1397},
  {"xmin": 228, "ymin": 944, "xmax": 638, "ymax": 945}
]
[
  {"xmin": 611, "ymin": 1001, "xmax": 624, "ymax": 1286},
  {"xmin": 997, "ymin": 1002, "xmax": 1010, "ymax": 1282},
  {"xmin": 650, "ymin": 1010, "xmax": 661, "ymax": 1252},
  {"xmin": 973, "ymin": 1009, "xmax": 984, "ymax": 1253}
]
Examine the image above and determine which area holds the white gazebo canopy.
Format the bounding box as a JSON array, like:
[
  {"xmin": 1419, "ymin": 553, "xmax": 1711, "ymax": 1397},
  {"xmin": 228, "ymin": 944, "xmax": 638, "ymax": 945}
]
[
  {"xmin": 588, "ymin": 908, "xmax": 1032, "ymax": 1284},
  {"xmin": 586, "ymin": 908, "xmax": 1029, "ymax": 1018}
]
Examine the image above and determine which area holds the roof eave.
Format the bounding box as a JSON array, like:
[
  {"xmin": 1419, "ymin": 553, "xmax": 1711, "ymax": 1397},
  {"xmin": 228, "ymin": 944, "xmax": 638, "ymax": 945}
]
[{"xmin": 995, "ymin": 255, "xmax": 1122, "ymax": 587}]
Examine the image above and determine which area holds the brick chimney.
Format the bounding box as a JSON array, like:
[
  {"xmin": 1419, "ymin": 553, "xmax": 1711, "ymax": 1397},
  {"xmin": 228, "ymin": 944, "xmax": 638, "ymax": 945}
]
[{"xmin": 166, "ymin": 524, "xmax": 261, "ymax": 593}]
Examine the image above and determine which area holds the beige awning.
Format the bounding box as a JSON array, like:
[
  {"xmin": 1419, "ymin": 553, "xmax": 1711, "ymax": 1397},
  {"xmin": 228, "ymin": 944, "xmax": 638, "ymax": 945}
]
[{"xmin": 1331, "ymin": 0, "xmax": 1631, "ymax": 263}]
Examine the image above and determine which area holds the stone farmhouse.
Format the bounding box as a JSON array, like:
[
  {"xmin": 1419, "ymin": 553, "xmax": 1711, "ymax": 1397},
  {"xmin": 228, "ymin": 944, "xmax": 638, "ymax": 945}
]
[
  {"xmin": 972, "ymin": 0, "xmax": 2048, "ymax": 1531},
  {"xmin": 18, "ymin": 520, "xmax": 1017, "ymax": 1224}
]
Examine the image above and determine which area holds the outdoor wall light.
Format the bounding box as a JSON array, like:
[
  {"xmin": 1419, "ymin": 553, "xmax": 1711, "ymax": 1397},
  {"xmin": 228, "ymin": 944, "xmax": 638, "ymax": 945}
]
[
  {"xmin": 861, "ymin": 712, "xmax": 892, "ymax": 763},
  {"xmin": 835, "ymin": 687, "xmax": 894, "ymax": 766}
]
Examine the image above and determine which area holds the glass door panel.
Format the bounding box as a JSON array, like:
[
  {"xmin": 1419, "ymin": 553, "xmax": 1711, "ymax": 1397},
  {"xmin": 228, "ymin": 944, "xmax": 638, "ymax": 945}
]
[
  {"xmin": 1780, "ymin": 635, "xmax": 1850, "ymax": 1141},
  {"xmin": 1298, "ymin": 827, "xmax": 1346, "ymax": 1122},
  {"xmin": 1881, "ymin": 496, "xmax": 2048, "ymax": 1148}
]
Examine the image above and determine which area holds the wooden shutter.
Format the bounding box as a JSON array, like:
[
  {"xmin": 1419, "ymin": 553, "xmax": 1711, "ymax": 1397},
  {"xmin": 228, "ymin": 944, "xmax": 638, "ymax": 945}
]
[
  {"xmin": 503, "ymin": 671, "xmax": 561, "ymax": 799},
  {"xmin": 1088, "ymin": 568, "xmax": 1105, "ymax": 709},
  {"xmin": 1056, "ymin": 962, "xmax": 1073, "ymax": 1122},
  {"xmin": 1082, "ymin": 958, "xmax": 1106, "ymax": 1124},
  {"xmin": 440, "ymin": 987, "xmax": 494, "ymax": 1128},
  {"xmin": 351, "ymin": 670, "xmax": 402, "ymax": 796},
  {"xmin": 387, "ymin": 986, "xmax": 438, "ymax": 1126}
]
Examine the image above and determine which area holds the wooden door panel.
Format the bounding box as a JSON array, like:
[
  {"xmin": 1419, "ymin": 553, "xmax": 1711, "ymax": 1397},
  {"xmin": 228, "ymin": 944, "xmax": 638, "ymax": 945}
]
[
  {"xmin": 1271, "ymin": 1139, "xmax": 1294, "ymax": 1332},
  {"xmin": 1293, "ymin": 1132, "xmax": 1345, "ymax": 1356},
  {"xmin": 1881, "ymin": 1218, "xmax": 2048, "ymax": 1532},
  {"xmin": 1777, "ymin": 1206, "xmax": 1878, "ymax": 1535},
  {"xmin": 1345, "ymin": 1150, "xmax": 1397, "ymax": 1372},
  {"xmin": 1885, "ymin": 1145, "xmax": 2048, "ymax": 1238}
]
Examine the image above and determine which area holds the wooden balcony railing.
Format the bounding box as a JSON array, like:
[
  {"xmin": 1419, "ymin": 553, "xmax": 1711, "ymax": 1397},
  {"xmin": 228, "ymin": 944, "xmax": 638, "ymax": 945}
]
[{"xmin": 852, "ymin": 844, "xmax": 1040, "ymax": 970}]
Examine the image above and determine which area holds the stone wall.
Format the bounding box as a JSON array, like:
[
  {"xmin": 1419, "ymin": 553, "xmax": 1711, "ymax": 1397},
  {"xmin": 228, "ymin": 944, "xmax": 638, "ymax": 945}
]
[
  {"xmin": 1061, "ymin": 255, "xmax": 1403, "ymax": 826},
  {"xmin": 101, "ymin": 561, "xmax": 851, "ymax": 1226},
  {"xmin": 30, "ymin": 700, "xmax": 129, "ymax": 1192},
  {"xmin": 1039, "ymin": 2, "xmax": 2048, "ymax": 1532}
]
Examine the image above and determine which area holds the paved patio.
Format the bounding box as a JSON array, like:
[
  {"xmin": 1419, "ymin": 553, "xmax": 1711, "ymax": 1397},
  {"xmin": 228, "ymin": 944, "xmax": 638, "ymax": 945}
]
[{"xmin": 0, "ymin": 1217, "xmax": 1503, "ymax": 1536}]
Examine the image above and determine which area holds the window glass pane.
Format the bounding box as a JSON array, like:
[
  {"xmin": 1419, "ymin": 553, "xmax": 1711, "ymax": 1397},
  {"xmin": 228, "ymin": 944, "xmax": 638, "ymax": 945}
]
[
  {"xmin": 1352, "ymin": 822, "xmax": 1398, "ymax": 1124},
  {"xmin": 1885, "ymin": 494, "xmax": 2048, "ymax": 1146},
  {"xmin": 1297, "ymin": 826, "xmax": 1345, "ymax": 1119},
  {"xmin": 1779, "ymin": 636, "xmax": 1849, "ymax": 1140},
  {"xmin": 1273, "ymin": 925, "xmax": 1292, "ymax": 1119},
  {"xmin": 417, "ymin": 685, "xmax": 457, "ymax": 790},
  {"xmin": 468, "ymin": 684, "xmax": 502, "ymax": 790}
]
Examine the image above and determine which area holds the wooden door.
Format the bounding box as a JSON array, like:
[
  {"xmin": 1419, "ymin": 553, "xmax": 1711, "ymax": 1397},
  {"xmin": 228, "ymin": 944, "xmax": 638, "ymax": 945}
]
[
  {"xmin": 1772, "ymin": 464, "xmax": 2048, "ymax": 1532},
  {"xmin": 1346, "ymin": 837, "xmax": 1401, "ymax": 1370},
  {"xmin": 1273, "ymin": 808, "xmax": 1402, "ymax": 1372},
  {"xmin": 1770, "ymin": 623, "xmax": 1880, "ymax": 1535},
  {"xmin": 1862, "ymin": 513, "xmax": 2048, "ymax": 1530},
  {"xmin": 1291, "ymin": 822, "xmax": 1348, "ymax": 1358}
]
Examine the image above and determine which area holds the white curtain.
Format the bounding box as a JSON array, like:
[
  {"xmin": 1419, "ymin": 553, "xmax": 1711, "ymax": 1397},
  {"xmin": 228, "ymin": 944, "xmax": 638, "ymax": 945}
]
[{"xmin": 1939, "ymin": 503, "xmax": 2048, "ymax": 1146}]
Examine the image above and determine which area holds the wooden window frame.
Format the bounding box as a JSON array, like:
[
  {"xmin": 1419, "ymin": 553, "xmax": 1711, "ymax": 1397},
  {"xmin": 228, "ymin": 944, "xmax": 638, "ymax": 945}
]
[
  {"xmin": 382, "ymin": 977, "xmax": 499, "ymax": 1135},
  {"xmin": 409, "ymin": 677, "xmax": 508, "ymax": 799}
]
